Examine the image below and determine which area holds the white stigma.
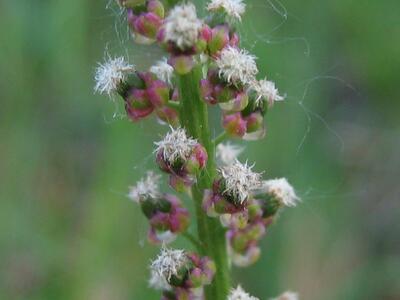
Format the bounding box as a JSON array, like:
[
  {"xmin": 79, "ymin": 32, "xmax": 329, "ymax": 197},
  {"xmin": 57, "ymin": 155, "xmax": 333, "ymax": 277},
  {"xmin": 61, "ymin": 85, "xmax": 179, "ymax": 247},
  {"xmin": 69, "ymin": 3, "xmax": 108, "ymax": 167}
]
[
  {"xmin": 128, "ymin": 171, "xmax": 161, "ymax": 202},
  {"xmin": 216, "ymin": 47, "xmax": 258, "ymax": 86},
  {"xmin": 262, "ymin": 178, "xmax": 300, "ymax": 207},
  {"xmin": 207, "ymin": 0, "xmax": 246, "ymax": 21},
  {"xmin": 228, "ymin": 285, "xmax": 259, "ymax": 300},
  {"xmin": 154, "ymin": 127, "xmax": 198, "ymax": 163},
  {"xmin": 150, "ymin": 58, "xmax": 174, "ymax": 85},
  {"xmin": 164, "ymin": 3, "xmax": 202, "ymax": 50},
  {"xmin": 250, "ymin": 79, "xmax": 284, "ymax": 106},
  {"xmin": 219, "ymin": 160, "xmax": 262, "ymax": 204},
  {"xmin": 150, "ymin": 247, "xmax": 188, "ymax": 281},
  {"xmin": 94, "ymin": 56, "xmax": 134, "ymax": 96},
  {"xmin": 271, "ymin": 291, "xmax": 299, "ymax": 300},
  {"xmin": 216, "ymin": 142, "xmax": 244, "ymax": 166}
]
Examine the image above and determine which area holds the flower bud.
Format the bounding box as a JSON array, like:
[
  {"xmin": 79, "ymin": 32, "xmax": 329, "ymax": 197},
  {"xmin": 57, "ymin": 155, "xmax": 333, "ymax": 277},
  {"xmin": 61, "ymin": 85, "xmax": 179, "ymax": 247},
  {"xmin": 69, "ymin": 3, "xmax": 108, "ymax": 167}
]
[
  {"xmin": 208, "ymin": 25, "xmax": 230, "ymax": 56},
  {"xmin": 222, "ymin": 112, "xmax": 247, "ymax": 137},
  {"xmin": 147, "ymin": 80, "xmax": 170, "ymax": 107},
  {"xmin": 132, "ymin": 12, "xmax": 163, "ymax": 40},
  {"xmin": 147, "ymin": 0, "xmax": 164, "ymax": 18},
  {"xmin": 219, "ymin": 90, "xmax": 248, "ymax": 112},
  {"xmin": 125, "ymin": 88, "xmax": 154, "ymax": 121},
  {"xmin": 168, "ymin": 55, "xmax": 195, "ymax": 75},
  {"xmin": 243, "ymin": 111, "xmax": 266, "ymax": 141}
]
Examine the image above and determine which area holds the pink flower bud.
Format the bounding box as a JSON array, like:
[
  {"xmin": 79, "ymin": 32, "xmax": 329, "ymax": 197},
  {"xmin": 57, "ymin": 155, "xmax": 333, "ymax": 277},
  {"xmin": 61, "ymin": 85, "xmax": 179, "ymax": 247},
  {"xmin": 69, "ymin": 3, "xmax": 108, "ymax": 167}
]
[
  {"xmin": 147, "ymin": 0, "xmax": 164, "ymax": 18},
  {"xmin": 200, "ymin": 79, "xmax": 217, "ymax": 104},
  {"xmin": 222, "ymin": 112, "xmax": 247, "ymax": 137},
  {"xmin": 243, "ymin": 111, "xmax": 266, "ymax": 141},
  {"xmin": 219, "ymin": 90, "xmax": 249, "ymax": 112},
  {"xmin": 208, "ymin": 25, "xmax": 230, "ymax": 56},
  {"xmin": 133, "ymin": 12, "xmax": 162, "ymax": 40},
  {"xmin": 185, "ymin": 144, "xmax": 208, "ymax": 174},
  {"xmin": 125, "ymin": 88, "xmax": 154, "ymax": 121},
  {"xmin": 147, "ymin": 80, "xmax": 170, "ymax": 107}
]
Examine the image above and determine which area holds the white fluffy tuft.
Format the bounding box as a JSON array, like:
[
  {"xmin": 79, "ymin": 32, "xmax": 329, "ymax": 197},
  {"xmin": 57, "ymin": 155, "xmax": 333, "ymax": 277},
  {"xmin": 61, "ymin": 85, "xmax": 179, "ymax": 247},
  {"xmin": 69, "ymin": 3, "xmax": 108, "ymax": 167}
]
[
  {"xmin": 94, "ymin": 56, "xmax": 134, "ymax": 96},
  {"xmin": 164, "ymin": 3, "xmax": 202, "ymax": 50},
  {"xmin": 250, "ymin": 79, "xmax": 284, "ymax": 106},
  {"xmin": 262, "ymin": 178, "xmax": 300, "ymax": 207},
  {"xmin": 128, "ymin": 171, "xmax": 161, "ymax": 202},
  {"xmin": 150, "ymin": 247, "xmax": 188, "ymax": 281},
  {"xmin": 150, "ymin": 58, "xmax": 174, "ymax": 85},
  {"xmin": 228, "ymin": 285, "xmax": 259, "ymax": 300},
  {"xmin": 216, "ymin": 47, "xmax": 258, "ymax": 86},
  {"xmin": 207, "ymin": 0, "xmax": 246, "ymax": 21},
  {"xmin": 154, "ymin": 127, "xmax": 198, "ymax": 163},
  {"xmin": 216, "ymin": 142, "xmax": 244, "ymax": 166},
  {"xmin": 219, "ymin": 160, "xmax": 262, "ymax": 204}
]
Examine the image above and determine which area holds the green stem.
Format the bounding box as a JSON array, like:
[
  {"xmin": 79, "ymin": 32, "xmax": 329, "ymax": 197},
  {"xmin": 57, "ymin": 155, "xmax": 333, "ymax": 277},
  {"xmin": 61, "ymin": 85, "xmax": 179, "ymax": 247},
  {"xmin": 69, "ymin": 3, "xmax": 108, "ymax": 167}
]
[
  {"xmin": 177, "ymin": 66, "xmax": 230, "ymax": 300},
  {"xmin": 182, "ymin": 231, "xmax": 204, "ymax": 252},
  {"xmin": 166, "ymin": 100, "xmax": 181, "ymax": 110},
  {"xmin": 213, "ymin": 131, "xmax": 228, "ymax": 146}
]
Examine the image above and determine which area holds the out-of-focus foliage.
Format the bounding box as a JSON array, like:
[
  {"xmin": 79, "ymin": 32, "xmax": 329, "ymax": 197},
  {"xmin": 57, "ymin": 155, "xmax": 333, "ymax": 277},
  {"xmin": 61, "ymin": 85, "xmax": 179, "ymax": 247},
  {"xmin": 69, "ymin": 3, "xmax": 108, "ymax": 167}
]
[{"xmin": 0, "ymin": 0, "xmax": 399, "ymax": 299}]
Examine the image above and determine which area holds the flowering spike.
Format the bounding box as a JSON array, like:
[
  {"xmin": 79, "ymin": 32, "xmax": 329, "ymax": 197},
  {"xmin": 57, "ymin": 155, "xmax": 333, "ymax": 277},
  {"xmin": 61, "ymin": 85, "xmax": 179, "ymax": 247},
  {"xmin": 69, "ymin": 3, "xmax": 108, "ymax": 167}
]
[
  {"xmin": 216, "ymin": 47, "xmax": 258, "ymax": 86},
  {"xmin": 228, "ymin": 285, "xmax": 259, "ymax": 300},
  {"xmin": 94, "ymin": 56, "xmax": 135, "ymax": 96}
]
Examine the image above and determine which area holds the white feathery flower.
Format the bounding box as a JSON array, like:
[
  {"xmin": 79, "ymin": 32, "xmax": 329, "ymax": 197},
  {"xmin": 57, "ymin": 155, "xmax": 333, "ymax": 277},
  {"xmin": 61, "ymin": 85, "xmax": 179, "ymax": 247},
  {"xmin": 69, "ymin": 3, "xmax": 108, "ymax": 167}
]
[
  {"xmin": 250, "ymin": 79, "xmax": 284, "ymax": 106},
  {"xmin": 154, "ymin": 127, "xmax": 198, "ymax": 163},
  {"xmin": 262, "ymin": 178, "xmax": 300, "ymax": 207},
  {"xmin": 271, "ymin": 291, "xmax": 299, "ymax": 300},
  {"xmin": 164, "ymin": 3, "xmax": 202, "ymax": 50},
  {"xmin": 150, "ymin": 58, "xmax": 174, "ymax": 85},
  {"xmin": 228, "ymin": 285, "xmax": 259, "ymax": 300},
  {"xmin": 148, "ymin": 269, "xmax": 171, "ymax": 291},
  {"xmin": 216, "ymin": 47, "xmax": 258, "ymax": 85},
  {"xmin": 94, "ymin": 56, "xmax": 134, "ymax": 96},
  {"xmin": 128, "ymin": 171, "xmax": 161, "ymax": 202},
  {"xmin": 150, "ymin": 247, "xmax": 188, "ymax": 281},
  {"xmin": 219, "ymin": 160, "xmax": 262, "ymax": 204},
  {"xmin": 216, "ymin": 142, "xmax": 244, "ymax": 165},
  {"xmin": 207, "ymin": 0, "xmax": 246, "ymax": 21}
]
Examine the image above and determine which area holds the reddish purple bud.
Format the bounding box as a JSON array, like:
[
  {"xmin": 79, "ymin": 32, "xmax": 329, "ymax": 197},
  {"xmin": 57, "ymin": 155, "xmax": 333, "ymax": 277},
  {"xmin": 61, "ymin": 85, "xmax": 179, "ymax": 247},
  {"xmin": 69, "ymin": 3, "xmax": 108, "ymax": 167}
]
[
  {"xmin": 169, "ymin": 175, "xmax": 192, "ymax": 193},
  {"xmin": 200, "ymin": 79, "xmax": 217, "ymax": 104},
  {"xmin": 168, "ymin": 55, "xmax": 195, "ymax": 75},
  {"xmin": 147, "ymin": 0, "xmax": 164, "ymax": 18},
  {"xmin": 208, "ymin": 25, "xmax": 230, "ymax": 56},
  {"xmin": 125, "ymin": 88, "xmax": 154, "ymax": 121},
  {"xmin": 219, "ymin": 90, "xmax": 249, "ymax": 112},
  {"xmin": 243, "ymin": 112, "xmax": 266, "ymax": 141},
  {"xmin": 229, "ymin": 32, "xmax": 240, "ymax": 47},
  {"xmin": 185, "ymin": 144, "xmax": 208, "ymax": 174},
  {"xmin": 147, "ymin": 80, "xmax": 170, "ymax": 107},
  {"xmin": 222, "ymin": 112, "xmax": 247, "ymax": 137},
  {"xmin": 133, "ymin": 12, "xmax": 162, "ymax": 40}
]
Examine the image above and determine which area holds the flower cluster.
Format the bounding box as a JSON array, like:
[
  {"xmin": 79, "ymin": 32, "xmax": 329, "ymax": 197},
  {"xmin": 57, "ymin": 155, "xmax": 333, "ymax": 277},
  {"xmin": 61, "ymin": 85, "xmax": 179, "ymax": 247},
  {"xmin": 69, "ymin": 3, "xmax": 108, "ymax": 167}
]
[
  {"xmin": 128, "ymin": 172, "xmax": 189, "ymax": 244},
  {"xmin": 150, "ymin": 247, "xmax": 216, "ymax": 300},
  {"xmin": 155, "ymin": 127, "xmax": 208, "ymax": 192},
  {"xmin": 96, "ymin": 0, "xmax": 300, "ymax": 299}
]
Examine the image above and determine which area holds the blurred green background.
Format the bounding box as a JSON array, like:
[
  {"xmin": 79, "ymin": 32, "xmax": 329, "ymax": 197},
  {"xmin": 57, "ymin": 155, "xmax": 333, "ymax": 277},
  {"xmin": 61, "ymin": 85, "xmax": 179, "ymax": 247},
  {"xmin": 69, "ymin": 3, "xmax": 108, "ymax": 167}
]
[{"xmin": 1, "ymin": 0, "xmax": 399, "ymax": 299}]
